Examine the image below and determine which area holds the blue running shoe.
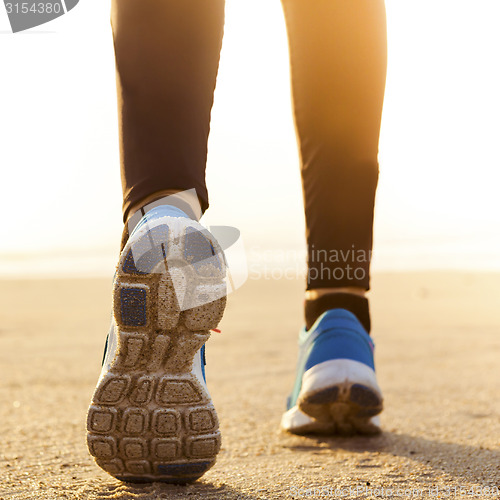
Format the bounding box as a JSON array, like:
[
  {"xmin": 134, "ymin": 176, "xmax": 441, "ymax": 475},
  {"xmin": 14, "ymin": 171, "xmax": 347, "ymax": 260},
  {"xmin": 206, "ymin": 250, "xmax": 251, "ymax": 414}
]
[
  {"xmin": 87, "ymin": 205, "xmax": 226, "ymax": 483},
  {"xmin": 281, "ymin": 309, "xmax": 383, "ymax": 435}
]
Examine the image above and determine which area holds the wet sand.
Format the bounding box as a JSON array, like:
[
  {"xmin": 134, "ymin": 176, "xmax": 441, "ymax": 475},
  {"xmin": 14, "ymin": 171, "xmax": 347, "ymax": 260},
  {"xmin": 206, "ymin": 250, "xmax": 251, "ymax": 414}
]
[{"xmin": 0, "ymin": 272, "xmax": 499, "ymax": 499}]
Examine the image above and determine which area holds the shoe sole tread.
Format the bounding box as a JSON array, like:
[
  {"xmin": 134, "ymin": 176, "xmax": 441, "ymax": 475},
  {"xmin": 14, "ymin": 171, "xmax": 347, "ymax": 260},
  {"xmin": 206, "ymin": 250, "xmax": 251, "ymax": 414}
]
[{"xmin": 87, "ymin": 217, "xmax": 226, "ymax": 483}]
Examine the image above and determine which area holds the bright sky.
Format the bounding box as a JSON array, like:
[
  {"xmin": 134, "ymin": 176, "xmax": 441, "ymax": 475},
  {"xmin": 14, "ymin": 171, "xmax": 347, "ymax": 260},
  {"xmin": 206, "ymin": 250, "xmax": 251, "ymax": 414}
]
[{"xmin": 0, "ymin": 0, "xmax": 499, "ymax": 276}]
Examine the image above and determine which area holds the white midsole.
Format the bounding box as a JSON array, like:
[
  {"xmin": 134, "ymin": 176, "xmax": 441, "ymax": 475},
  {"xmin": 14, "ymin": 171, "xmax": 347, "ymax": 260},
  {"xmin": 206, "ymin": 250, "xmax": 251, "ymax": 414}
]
[
  {"xmin": 300, "ymin": 358, "xmax": 381, "ymax": 399},
  {"xmin": 281, "ymin": 359, "xmax": 382, "ymax": 433}
]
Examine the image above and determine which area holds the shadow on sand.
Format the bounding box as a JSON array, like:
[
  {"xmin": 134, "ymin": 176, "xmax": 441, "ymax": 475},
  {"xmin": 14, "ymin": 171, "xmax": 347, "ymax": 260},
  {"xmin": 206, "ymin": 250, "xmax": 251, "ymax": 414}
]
[
  {"xmin": 284, "ymin": 430, "xmax": 500, "ymax": 484},
  {"xmin": 81, "ymin": 478, "xmax": 264, "ymax": 500}
]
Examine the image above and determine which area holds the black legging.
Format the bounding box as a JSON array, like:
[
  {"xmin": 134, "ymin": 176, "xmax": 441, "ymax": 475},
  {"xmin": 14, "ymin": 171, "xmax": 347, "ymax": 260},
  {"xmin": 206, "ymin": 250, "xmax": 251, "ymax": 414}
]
[{"xmin": 111, "ymin": 0, "xmax": 387, "ymax": 290}]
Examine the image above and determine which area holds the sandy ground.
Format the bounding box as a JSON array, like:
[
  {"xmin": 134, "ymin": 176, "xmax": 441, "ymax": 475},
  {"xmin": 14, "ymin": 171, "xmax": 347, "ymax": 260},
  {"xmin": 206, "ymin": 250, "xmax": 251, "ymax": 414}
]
[{"xmin": 0, "ymin": 272, "xmax": 499, "ymax": 499}]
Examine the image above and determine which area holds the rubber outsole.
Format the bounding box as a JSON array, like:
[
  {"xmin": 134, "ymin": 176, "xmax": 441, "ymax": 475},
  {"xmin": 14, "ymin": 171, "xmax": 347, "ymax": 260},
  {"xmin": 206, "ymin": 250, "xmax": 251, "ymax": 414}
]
[
  {"xmin": 281, "ymin": 358, "xmax": 383, "ymax": 436},
  {"xmin": 86, "ymin": 216, "xmax": 226, "ymax": 483},
  {"xmin": 298, "ymin": 381, "xmax": 383, "ymax": 435}
]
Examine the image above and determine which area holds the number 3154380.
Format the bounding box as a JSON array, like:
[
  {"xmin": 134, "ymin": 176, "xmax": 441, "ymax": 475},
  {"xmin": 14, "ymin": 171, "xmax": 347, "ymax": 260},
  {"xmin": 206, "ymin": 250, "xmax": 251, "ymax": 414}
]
[{"xmin": 5, "ymin": 2, "xmax": 62, "ymax": 14}]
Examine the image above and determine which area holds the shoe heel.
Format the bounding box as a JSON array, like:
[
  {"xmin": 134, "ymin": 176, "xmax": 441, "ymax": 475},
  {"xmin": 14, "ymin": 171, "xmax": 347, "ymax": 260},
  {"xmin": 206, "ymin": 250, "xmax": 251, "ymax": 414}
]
[
  {"xmin": 87, "ymin": 216, "xmax": 226, "ymax": 483},
  {"xmin": 298, "ymin": 359, "xmax": 383, "ymax": 435}
]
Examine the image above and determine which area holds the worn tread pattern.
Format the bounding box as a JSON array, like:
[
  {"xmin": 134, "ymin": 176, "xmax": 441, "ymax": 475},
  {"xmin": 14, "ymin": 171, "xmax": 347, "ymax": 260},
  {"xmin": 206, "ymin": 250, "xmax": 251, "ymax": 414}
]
[
  {"xmin": 298, "ymin": 382, "xmax": 383, "ymax": 435},
  {"xmin": 87, "ymin": 216, "xmax": 226, "ymax": 483}
]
